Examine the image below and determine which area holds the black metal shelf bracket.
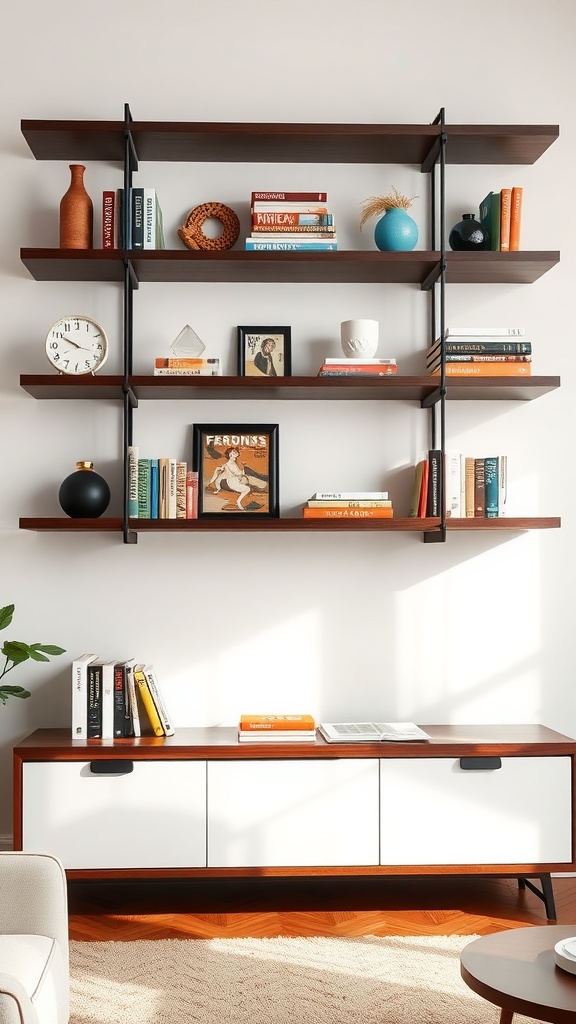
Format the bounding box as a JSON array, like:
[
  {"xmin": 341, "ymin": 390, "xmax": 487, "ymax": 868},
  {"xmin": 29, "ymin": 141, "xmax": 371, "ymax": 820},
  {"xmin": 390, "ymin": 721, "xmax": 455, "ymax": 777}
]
[{"xmin": 121, "ymin": 104, "xmax": 138, "ymax": 545}]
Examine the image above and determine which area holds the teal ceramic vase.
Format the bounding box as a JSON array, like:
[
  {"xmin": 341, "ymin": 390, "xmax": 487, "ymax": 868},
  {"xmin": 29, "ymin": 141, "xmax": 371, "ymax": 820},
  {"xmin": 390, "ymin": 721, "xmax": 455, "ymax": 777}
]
[{"xmin": 374, "ymin": 207, "xmax": 418, "ymax": 252}]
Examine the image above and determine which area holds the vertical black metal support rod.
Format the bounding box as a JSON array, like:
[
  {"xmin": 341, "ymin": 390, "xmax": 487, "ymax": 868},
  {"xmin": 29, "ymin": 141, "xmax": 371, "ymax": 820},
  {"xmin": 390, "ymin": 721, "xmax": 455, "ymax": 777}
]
[
  {"xmin": 438, "ymin": 109, "xmax": 447, "ymax": 541},
  {"xmin": 121, "ymin": 103, "xmax": 137, "ymax": 544}
]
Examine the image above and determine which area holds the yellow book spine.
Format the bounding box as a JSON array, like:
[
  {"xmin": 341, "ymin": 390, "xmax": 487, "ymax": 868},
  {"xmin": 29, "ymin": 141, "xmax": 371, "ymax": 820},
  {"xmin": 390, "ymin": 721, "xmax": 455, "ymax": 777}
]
[{"xmin": 134, "ymin": 666, "xmax": 164, "ymax": 736}]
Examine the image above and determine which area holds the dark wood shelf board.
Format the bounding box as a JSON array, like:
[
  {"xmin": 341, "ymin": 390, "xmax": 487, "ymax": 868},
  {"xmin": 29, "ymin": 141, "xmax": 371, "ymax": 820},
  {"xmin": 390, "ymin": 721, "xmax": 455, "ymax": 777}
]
[
  {"xmin": 445, "ymin": 517, "xmax": 560, "ymax": 531},
  {"xmin": 445, "ymin": 251, "xmax": 559, "ymax": 285},
  {"xmin": 20, "ymin": 120, "xmax": 558, "ymax": 166},
  {"xmin": 20, "ymin": 249, "xmax": 560, "ymax": 286},
  {"xmin": 19, "ymin": 374, "xmax": 560, "ymax": 403},
  {"xmin": 19, "ymin": 516, "xmax": 560, "ymax": 535}
]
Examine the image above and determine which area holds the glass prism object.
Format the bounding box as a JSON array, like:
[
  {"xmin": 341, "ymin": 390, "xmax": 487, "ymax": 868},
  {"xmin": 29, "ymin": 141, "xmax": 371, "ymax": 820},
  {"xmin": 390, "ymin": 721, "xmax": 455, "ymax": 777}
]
[{"xmin": 171, "ymin": 324, "xmax": 205, "ymax": 357}]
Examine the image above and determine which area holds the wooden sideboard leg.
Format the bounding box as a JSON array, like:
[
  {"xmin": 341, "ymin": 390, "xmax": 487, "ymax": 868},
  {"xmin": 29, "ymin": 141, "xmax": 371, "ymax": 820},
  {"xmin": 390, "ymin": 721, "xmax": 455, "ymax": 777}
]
[
  {"xmin": 500, "ymin": 1009, "xmax": 514, "ymax": 1024},
  {"xmin": 517, "ymin": 874, "xmax": 557, "ymax": 920}
]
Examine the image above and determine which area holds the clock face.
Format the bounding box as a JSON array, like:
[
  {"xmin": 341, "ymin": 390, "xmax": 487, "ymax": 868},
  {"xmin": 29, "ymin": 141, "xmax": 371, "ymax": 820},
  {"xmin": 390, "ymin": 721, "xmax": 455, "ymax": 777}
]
[{"xmin": 45, "ymin": 316, "xmax": 109, "ymax": 375}]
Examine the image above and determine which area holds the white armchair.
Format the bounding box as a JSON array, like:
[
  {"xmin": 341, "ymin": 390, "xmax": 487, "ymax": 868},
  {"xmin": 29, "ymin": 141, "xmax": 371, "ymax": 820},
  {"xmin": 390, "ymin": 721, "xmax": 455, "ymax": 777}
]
[{"xmin": 0, "ymin": 852, "xmax": 69, "ymax": 1024}]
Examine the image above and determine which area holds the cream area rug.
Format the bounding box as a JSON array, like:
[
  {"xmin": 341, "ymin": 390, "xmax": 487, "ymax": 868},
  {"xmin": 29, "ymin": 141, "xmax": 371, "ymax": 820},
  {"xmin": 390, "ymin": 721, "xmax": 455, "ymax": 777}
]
[{"xmin": 69, "ymin": 934, "xmax": 543, "ymax": 1024}]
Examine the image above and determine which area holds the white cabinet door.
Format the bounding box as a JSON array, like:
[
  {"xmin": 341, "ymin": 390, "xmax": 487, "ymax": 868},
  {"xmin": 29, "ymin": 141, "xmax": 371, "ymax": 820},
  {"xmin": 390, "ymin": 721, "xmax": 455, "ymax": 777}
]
[
  {"xmin": 380, "ymin": 757, "xmax": 572, "ymax": 865},
  {"xmin": 208, "ymin": 759, "xmax": 379, "ymax": 867},
  {"xmin": 22, "ymin": 760, "xmax": 207, "ymax": 869}
]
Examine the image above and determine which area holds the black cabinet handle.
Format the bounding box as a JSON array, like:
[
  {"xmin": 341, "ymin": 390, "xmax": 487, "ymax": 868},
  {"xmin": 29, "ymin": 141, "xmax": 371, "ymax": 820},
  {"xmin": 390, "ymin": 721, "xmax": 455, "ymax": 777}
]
[
  {"xmin": 89, "ymin": 760, "xmax": 134, "ymax": 775},
  {"xmin": 459, "ymin": 756, "xmax": 502, "ymax": 771}
]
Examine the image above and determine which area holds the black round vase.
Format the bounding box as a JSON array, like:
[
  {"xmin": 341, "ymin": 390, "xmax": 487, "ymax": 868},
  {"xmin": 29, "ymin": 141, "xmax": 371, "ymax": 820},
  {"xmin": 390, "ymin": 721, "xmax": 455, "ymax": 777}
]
[
  {"xmin": 59, "ymin": 461, "xmax": 111, "ymax": 518},
  {"xmin": 449, "ymin": 213, "xmax": 489, "ymax": 251}
]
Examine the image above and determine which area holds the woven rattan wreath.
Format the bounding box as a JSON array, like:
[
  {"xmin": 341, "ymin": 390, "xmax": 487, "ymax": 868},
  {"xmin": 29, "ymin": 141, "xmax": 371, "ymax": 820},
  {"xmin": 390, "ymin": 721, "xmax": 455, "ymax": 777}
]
[{"xmin": 178, "ymin": 202, "xmax": 240, "ymax": 251}]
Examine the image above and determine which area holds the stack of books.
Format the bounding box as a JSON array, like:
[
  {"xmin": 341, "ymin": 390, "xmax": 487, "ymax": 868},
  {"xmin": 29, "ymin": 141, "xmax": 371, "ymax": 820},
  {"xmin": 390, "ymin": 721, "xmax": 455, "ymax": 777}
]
[
  {"xmin": 102, "ymin": 187, "xmax": 165, "ymax": 250},
  {"xmin": 245, "ymin": 191, "xmax": 337, "ymax": 251},
  {"xmin": 128, "ymin": 448, "xmax": 198, "ymax": 520},
  {"xmin": 303, "ymin": 491, "xmax": 393, "ymax": 520},
  {"xmin": 318, "ymin": 357, "xmax": 397, "ymax": 377},
  {"xmin": 479, "ymin": 187, "xmax": 522, "ymax": 251},
  {"xmin": 154, "ymin": 357, "xmax": 222, "ymax": 377},
  {"xmin": 238, "ymin": 714, "xmax": 317, "ymax": 742},
  {"xmin": 427, "ymin": 326, "xmax": 532, "ymax": 377},
  {"xmin": 72, "ymin": 655, "xmax": 174, "ymax": 740}
]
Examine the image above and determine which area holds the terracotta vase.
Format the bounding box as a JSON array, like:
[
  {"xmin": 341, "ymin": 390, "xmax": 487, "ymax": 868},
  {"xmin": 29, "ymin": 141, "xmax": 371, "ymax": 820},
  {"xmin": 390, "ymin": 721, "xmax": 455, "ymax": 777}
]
[{"xmin": 59, "ymin": 164, "xmax": 93, "ymax": 249}]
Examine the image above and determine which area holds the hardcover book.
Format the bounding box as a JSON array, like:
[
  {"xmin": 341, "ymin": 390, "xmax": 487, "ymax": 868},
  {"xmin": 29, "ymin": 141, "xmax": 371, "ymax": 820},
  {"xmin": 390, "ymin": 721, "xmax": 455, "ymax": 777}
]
[
  {"xmin": 479, "ymin": 190, "xmax": 500, "ymax": 251},
  {"xmin": 251, "ymin": 191, "xmax": 328, "ymax": 203},
  {"xmin": 133, "ymin": 664, "xmax": 164, "ymax": 736},
  {"xmin": 71, "ymin": 653, "xmax": 98, "ymax": 739},
  {"xmin": 500, "ymin": 187, "xmax": 512, "ymax": 251},
  {"xmin": 102, "ymin": 190, "xmax": 115, "ymax": 249},
  {"xmin": 312, "ymin": 491, "xmax": 389, "ymax": 500},
  {"xmin": 131, "ymin": 187, "xmax": 144, "ymax": 249},
  {"xmin": 143, "ymin": 664, "xmax": 175, "ymax": 736},
  {"xmin": 302, "ymin": 507, "xmax": 393, "ymax": 518},
  {"xmin": 239, "ymin": 714, "xmax": 316, "ymax": 731},
  {"xmin": 509, "ymin": 186, "xmax": 523, "ymax": 251},
  {"xmin": 245, "ymin": 239, "xmax": 337, "ymax": 251},
  {"xmin": 484, "ymin": 456, "xmax": 499, "ymax": 517}
]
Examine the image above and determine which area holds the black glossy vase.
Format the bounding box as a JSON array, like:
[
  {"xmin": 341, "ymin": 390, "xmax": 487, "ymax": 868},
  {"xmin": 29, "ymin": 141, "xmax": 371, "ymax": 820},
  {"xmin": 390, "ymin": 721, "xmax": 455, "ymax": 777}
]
[
  {"xmin": 449, "ymin": 213, "xmax": 489, "ymax": 251},
  {"xmin": 59, "ymin": 461, "xmax": 111, "ymax": 518}
]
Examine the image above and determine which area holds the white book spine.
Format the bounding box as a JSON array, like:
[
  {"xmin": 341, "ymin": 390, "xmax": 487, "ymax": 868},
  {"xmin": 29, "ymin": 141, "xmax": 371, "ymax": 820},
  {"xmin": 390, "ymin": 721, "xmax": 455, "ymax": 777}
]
[{"xmin": 71, "ymin": 654, "xmax": 98, "ymax": 739}]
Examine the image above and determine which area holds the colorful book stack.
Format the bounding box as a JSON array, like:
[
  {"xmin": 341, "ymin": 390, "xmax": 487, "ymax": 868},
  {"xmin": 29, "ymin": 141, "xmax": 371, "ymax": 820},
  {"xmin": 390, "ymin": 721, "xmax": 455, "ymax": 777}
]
[
  {"xmin": 245, "ymin": 191, "xmax": 337, "ymax": 251},
  {"xmin": 303, "ymin": 491, "xmax": 393, "ymax": 520},
  {"xmin": 154, "ymin": 357, "xmax": 222, "ymax": 377},
  {"xmin": 427, "ymin": 326, "xmax": 532, "ymax": 377},
  {"xmin": 318, "ymin": 357, "xmax": 397, "ymax": 377},
  {"xmin": 72, "ymin": 655, "xmax": 174, "ymax": 740},
  {"xmin": 102, "ymin": 187, "xmax": 165, "ymax": 250},
  {"xmin": 479, "ymin": 187, "xmax": 522, "ymax": 251},
  {"xmin": 129, "ymin": 447, "xmax": 198, "ymax": 519},
  {"xmin": 238, "ymin": 714, "xmax": 317, "ymax": 742}
]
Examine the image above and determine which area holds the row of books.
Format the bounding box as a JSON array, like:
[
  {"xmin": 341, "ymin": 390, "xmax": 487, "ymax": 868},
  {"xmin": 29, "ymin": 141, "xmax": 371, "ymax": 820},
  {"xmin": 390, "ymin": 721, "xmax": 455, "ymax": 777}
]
[
  {"xmin": 479, "ymin": 188, "xmax": 522, "ymax": 251},
  {"xmin": 128, "ymin": 447, "xmax": 198, "ymax": 519},
  {"xmin": 153, "ymin": 357, "xmax": 222, "ymax": 377},
  {"xmin": 318, "ymin": 357, "xmax": 398, "ymax": 377},
  {"xmin": 303, "ymin": 490, "xmax": 393, "ymax": 520},
  {"xmin": 427, "ymin": 326, "xmax": 532, "ymax": 377},
  {"xmin": 72, "ymin": 654, "xmax": 174, "ymax": 740},
  {"xmin": 446, "ymin": 453, "xmax": 507, "ymax": 519},
  {"xmin": 102, "ymin": 187, "xmax": 165, "ymax": 250},
  {"xmin": 238, "ymin": 714, "xmax": 316, "ymax": 742},
  {"xmin": 246, "ymin": 190, "xmax": 337, "ymax": 251}
]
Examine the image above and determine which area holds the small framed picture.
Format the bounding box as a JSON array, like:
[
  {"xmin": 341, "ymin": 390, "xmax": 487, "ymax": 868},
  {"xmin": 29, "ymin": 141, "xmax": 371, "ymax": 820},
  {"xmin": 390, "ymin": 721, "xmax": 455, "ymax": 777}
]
[
  {"xmin": 192, "ymin": 423, "xmax": 279, "ymax": 518},
  {"xmin": 237, "ymin": 325, "xmax": 292, "ymax": 377}
]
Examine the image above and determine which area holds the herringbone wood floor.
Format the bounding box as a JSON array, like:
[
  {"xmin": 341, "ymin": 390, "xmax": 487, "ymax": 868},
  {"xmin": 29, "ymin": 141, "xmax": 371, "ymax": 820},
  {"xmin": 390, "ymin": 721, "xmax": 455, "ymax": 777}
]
[{"xmin": 67, "ymin": 875, "xmax": 576, "ymax": 940}]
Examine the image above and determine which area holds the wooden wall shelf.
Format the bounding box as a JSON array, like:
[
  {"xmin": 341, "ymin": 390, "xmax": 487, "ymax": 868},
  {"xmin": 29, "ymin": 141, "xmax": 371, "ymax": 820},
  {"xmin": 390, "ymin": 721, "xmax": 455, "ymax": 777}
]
[
  {"xmin": 18, "ymin": 516, "xmax": 560, "ymax": 535},
  {"xmin": 20, "ymin": 248, "xmax": 560, "ymax": 287},
  {"xmin": 19, "ymin": 374, "xmax": 561, "ymax": 404},
  {"xmin": 20, "ymin": 120, "xmax": 559, "ymax": 166}
]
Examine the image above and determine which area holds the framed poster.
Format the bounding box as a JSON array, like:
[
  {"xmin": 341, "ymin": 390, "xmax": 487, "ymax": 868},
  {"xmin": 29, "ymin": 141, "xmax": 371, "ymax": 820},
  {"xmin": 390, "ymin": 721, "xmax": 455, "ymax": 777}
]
[
  {"xmin": 237, "ymin": 326, "xmax": 292, "ymax": 377},
  {"xmin": 192, "ymin": 423, "xmax": 279, "ymax": 518}
]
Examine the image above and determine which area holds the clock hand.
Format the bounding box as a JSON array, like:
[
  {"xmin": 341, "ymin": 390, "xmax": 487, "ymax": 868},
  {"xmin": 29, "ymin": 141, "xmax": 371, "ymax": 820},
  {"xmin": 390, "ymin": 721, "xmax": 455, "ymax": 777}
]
[{"xmin": 60, "ymin": 335, "xmax": 83, "ymax": 349}]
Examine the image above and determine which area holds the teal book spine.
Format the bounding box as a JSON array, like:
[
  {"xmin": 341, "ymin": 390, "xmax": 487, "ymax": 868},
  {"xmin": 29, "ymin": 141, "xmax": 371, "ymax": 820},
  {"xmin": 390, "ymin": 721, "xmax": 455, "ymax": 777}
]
[
  {"xmin": 484, "ymin": 456, "xmax": 499, "ymax": 517},
  {"xmin": 128, "ymin": 446, "xmax": 139, "ymax": 518}
]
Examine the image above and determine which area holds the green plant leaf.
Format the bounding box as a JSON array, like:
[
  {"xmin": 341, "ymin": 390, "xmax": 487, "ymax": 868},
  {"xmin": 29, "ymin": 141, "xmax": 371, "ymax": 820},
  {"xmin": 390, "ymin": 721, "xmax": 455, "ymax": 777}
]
[
  {"xmin": 2, "ymin": 641, "xmax": 31, "ymax": 664},
  {"xmin": 0, "ymin": 685, "xmax": 31, "ymax": 704},
  {"xmin": 0, "ymin": 605, "xmax": 15, "ymax": 631},
  {"xmin": 29, "ymin": 644, "xmax": 66, "ymax": 656}
]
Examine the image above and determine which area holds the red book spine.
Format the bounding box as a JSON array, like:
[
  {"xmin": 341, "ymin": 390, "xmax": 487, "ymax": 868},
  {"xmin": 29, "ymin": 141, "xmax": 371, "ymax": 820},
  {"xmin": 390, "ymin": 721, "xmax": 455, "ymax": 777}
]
[
  {"xmin": 251, "ymin": 191, "xmax": 327, "ymax": 203},
  {"xmin": 102, "ymin": 190, "xmax": 116, "ymax": 249}
]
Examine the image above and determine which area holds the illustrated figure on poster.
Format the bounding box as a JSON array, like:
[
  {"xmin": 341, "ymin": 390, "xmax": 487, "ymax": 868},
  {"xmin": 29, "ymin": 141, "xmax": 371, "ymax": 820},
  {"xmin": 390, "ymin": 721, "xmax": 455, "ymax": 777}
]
[
  {"xmin": 253, "ymin": 337, "xmax": 278, "ymax": 376},
  {"xmin": 208, "ymin": 447, "xmax": 253, "ymax": 510}
]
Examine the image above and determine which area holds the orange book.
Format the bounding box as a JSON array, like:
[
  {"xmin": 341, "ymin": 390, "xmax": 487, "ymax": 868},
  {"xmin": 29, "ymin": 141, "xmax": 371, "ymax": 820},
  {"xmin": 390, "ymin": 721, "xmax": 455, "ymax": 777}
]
[
  {"xmin": 500, "ymin": 188, "xmax": 512, "ymax": 251},
  {"xmin": 239, "ymin": 714, "xmax": 315, "ymax": 731},
  {"xmin": 302, "ymin": 506, "xmax": 393, "ymax": 519},
  {"xmin": 430, "ymin": 362, "xmax": 531, "ymax": 377},
  {"xmin": 509, "ymin": 187, "xmax": 523, "ymax": 251}
]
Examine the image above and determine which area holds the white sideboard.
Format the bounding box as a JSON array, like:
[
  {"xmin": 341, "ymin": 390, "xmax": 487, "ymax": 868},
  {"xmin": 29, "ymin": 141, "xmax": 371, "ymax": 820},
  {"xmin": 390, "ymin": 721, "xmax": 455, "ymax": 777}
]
[{"xmin": 13, "ymin": 724, "xmax": 576, "ymax": 918}]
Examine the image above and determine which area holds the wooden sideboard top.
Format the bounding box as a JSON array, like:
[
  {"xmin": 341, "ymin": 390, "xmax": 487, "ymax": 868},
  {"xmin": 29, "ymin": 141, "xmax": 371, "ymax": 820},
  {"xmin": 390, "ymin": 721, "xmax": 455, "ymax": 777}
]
[{"xmin": 13, "ymin": 724, "xmax": 576, "ymax": 761}]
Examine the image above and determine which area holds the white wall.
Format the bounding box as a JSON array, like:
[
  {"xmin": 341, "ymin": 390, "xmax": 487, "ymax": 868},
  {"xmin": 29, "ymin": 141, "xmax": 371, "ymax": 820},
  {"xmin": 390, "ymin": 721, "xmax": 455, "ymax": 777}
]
[{"xmin": 0, "ymin": 0, "xmax": 574, "ymax": 839}]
